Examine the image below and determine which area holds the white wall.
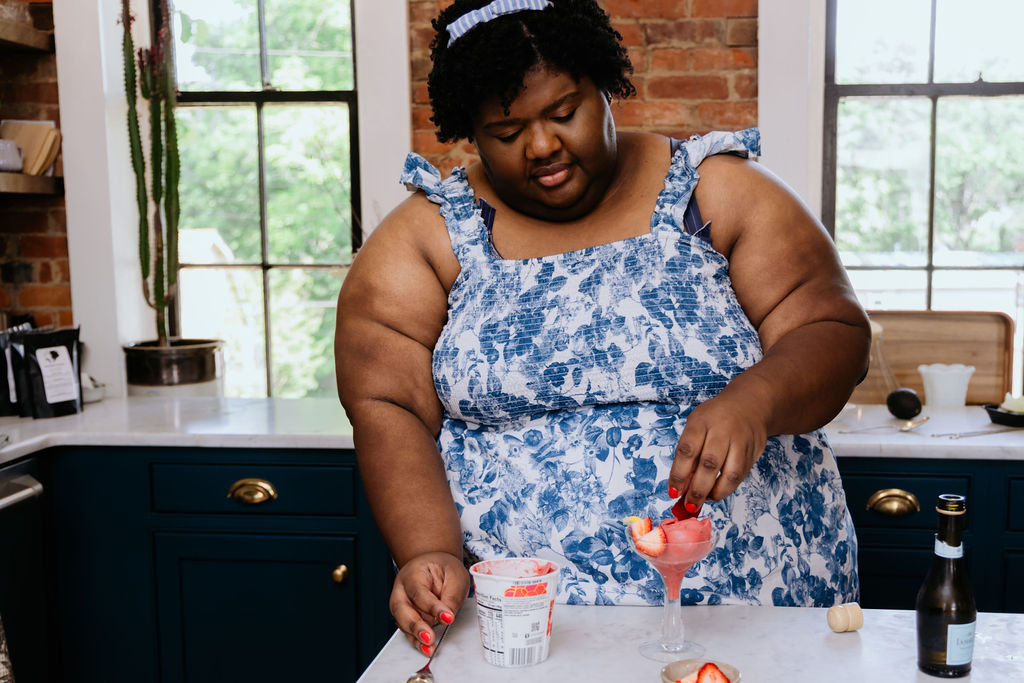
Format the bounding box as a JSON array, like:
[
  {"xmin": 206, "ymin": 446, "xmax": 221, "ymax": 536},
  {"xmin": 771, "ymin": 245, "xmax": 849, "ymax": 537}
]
[
  {"xmin": 53, "ymin": 0, "xmax": 411, "ymax": 395},
  {"xmin": 757, "ymin": 1, "xmax": 825, "ymax": 217}
]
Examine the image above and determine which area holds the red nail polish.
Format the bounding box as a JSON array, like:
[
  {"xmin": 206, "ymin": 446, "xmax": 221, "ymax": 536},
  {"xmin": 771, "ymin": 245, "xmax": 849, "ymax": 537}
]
[
  {"xmin": 668, "ymin": 487, "xmax": 679, "ymax": 498},
  {"xmin": 419, "ymin": 630, "xmax": 432, "ymax": 644},
  {"xmin": 685, "ymin": 502, "xmax": 698, "ymax": 513},
  {"xmin": 440, "ymin": 611, "xmax": 454, "ymax": 624},
  {"xmin": 421, "ymin": 644, "xmax": 431, "ymax": 656}
]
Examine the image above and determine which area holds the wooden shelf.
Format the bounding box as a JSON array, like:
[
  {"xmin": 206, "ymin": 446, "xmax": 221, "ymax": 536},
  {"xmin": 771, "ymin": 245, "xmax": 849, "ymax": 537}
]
[
  {"xmin": 0, "ymin": 18, "xmax": 52, "ymax": 52},
  {"xmin": 0, "ymin": 171, "xmax": 61, "ymax": 195}
]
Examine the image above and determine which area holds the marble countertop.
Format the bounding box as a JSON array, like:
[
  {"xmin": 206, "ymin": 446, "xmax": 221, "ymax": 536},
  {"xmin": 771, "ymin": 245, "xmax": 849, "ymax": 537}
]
[
  {"xmin": 357, "ymin": 601, "xmax": 1023, "ymax": 682},
  {"xmin": 0, "ymin": 397, "xmax": 354, "ymax": 466},
  {"xmin": 2, "ymin": 398, "xmax": 1021, "ymax": 468},
  {"xmin": 823, "ymin": 403, "xmax": 1024, "ymax": 460}
]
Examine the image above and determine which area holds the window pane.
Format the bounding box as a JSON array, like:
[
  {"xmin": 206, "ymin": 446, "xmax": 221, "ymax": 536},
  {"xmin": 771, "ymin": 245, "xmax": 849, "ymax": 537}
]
[
  {"xmin": 835, "ymin": 97, "xmax": 931, "ymax": 267},
  {"xmin": 934, "ymin": 0, "xmax": 1024, "ymax": 83},
  {"xmin": 178, "ymin": 106, "xmax": 261, "ymax": 264},
  {"xmin": 846, "ymin": 270, "xmax": 928, "ymax": 309},
  {"xmin": 934, "ymin": 97, "xmax": 1024, "ymax": 268},
  {"xmin": 264, "ymin": 104, "xmax": 353, "ymax": 264},
  {"xmin": 835, "ymin": 0, "xmax": 930, "ymax": 84},
  {"xmin": 265, "ymin": 0, "xmax": 354, "ymax": 90},
  {"xmin": 268, "ymin": 267, "xmax": 345, "ymax": 398},
  {"xmin": 173, "ymin": 0, "xmax": 260, "ymax": 91},
  {"xmin": 178, "ymin": 267, "xmax": 268, "ymax": 397}
]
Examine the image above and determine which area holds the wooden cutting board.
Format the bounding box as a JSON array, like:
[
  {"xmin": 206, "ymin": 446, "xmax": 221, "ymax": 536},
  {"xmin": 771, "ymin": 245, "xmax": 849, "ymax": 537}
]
[{"xmin": 849, "ymin": 310, "xmax": 1014, "ymax": 406}]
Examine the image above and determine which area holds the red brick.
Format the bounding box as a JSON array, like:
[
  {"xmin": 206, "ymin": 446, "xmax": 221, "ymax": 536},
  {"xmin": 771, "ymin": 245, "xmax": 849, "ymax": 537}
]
[
  {"xmin": 0, "ymin": 210, "xmax": 49, "ymax": 234},
  {"xmin": 651, "ymin": 48, "xmax": 691, "ymax": 72},
  {"xmin": 409, "ymin": 1, "xmax": 440, "ymax": 24},
  {"xmin": 413, "ymin": 81, "xmax": 430, "ymax": 105},
  {"xmin": 19, "ymin": 235, "xmax": 67, "ymax": 258},
  {"xmin": 612, "ymin": 100, "xmax": 647, "ymax": 127},
  {"xmin": 689, "ymin": 47, "xmax": 756, "ymax": 70},
  {"xmin": 733, "ymin": 72, "xmax": 757, "ymax": 98},
  {"xmin": 410, "ymin": 55, "xmax": 432, "ymax": 81},
  {"xmin": 725, "ymin": 17, "xmax": 757, "ymax": 46},
  {"xmin": 18, "ymin": 284, "xmax": 71, "ymax": 308},
  {"xmin": 643, "ymin": 19, "xmax": 721, "ymax": 46},
  {"xmin": 410, "ymin": 25, "xmax": 436, "ymax": 52},
  {"xmin": 603, "ymin": 0, "xmax": 645, "ymax": 19},
  {"xmin": 0, "ymin": 288, "xmax": 10, "ymax": 309},
  {"xmin": 612, "ymin": 21, "xmax": 645, "ymax": 47},
  {"xmin": 648, "ymin": 74, "xmax": 729, "ymax": 100},
  {"xmin": 693, "ymin": 0, "xmax": 758, "ymax": 17},
  {"xmin": 412, "ymin": 104, "xmax": 435, "ymax": 131},
  {"xmin": 642, "ymin": 0, "xmax": 691, "ymax": 19},
  {"xmin": 412, "ymin": 129, "xmax": 457, "ymax": 156},
  {"xmin": 695, "ymin": 100, "xmax": 758, "ymax": 128},
  {"xmin": 39, "ymin": 259, "xmax": 68, "ymax": 283},
  {"xmin": 626, "ymin": 47, "xmax": 648, "ymax": 73},
  {"xmin": 58, "ymin": 310, "xmax": 74, "ymax": 327}
]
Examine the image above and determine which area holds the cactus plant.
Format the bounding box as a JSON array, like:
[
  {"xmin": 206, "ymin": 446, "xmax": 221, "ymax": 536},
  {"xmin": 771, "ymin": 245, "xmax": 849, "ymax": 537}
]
[{"xmin": 121, "ymin": 0, "xmax": 179, "ymax": 346}]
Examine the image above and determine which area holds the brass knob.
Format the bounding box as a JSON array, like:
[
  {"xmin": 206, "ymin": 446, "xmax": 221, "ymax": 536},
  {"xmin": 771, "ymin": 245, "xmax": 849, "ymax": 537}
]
[
  {"xmin": 226, "ymin": 478, "xmax": 278, "ymax": 505},
  {"xmin": 332, "ymin": 565, "xmax": 349, "ymax": 584},
  {"xmin": 865, "ymin": 488, "xmax": 920, "ymax": 517}
]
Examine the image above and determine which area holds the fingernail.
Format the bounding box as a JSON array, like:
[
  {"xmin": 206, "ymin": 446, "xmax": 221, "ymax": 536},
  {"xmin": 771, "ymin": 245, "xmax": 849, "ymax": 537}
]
[
  {"xmin": 419, "ymin": 630, "xmax": 433, "ymax": 644},
  {"xmin": 668, "ymin": 486, "xmax": 679, "ymax": 498},
  {"xmin": 440, "ymin": 611, "xmax": 454, "ymax": 624},
  {"xmin": 685, "ymin": 502, "xmax": 698, "ymax": 513},
  {"xmin": 421, "ymin": 644, "xmax": 431, "ymax": 656}
]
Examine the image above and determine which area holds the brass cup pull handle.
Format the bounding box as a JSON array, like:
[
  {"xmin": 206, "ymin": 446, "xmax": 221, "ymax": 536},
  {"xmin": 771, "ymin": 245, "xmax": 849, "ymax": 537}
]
[
  {"xmin": 865, "ymin": 488, "xmax": 920, "ymax": 517},
  {"xmin": 332, "ymin": 565, "xmax": 348, "ymax": 584},
  {"xmin": 226, "ymin": 478, "xmax": 278, "ymax": 505}
]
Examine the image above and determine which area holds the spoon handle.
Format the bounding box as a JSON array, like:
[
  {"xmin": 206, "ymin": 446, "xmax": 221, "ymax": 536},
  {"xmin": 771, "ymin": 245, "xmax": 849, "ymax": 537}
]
[{"xmin": 931, "ymin": 426, "xmax": 1019, "ymax": 439}]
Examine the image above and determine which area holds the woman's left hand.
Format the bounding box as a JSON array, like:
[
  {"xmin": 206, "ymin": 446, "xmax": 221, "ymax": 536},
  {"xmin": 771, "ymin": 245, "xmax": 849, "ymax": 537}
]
[{"xmin": 667, "ymin": 391, "xmax": 769, "ymax": 511}]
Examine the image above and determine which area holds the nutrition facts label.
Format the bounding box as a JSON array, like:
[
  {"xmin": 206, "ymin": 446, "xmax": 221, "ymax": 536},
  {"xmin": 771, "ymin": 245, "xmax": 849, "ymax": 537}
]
[{"xmin": 475, "ymin": 591, "xmax": 552, "ymax": 667}]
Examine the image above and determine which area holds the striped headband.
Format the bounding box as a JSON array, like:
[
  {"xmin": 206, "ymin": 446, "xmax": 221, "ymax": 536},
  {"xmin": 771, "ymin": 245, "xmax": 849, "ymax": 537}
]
[{"xmin": 446, "ymin": 0, "xmax": 554, "ymax": 47}]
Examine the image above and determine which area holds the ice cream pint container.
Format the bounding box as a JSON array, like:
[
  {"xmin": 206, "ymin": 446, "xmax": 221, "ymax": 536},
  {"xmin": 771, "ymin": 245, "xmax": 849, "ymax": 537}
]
[{"xmin": 469, "ymin": 557, "xmax": 561, "ymax": 668}]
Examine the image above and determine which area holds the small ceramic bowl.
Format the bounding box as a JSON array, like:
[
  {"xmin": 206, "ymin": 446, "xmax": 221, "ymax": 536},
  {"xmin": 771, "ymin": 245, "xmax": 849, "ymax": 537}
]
[
  {"xmin": 660, "ymin": 659, "xmax": 741, "ymax": 683},
  {"xmin": 983, "ymin": 404, "xmax": 1024, "ymax": 427}
]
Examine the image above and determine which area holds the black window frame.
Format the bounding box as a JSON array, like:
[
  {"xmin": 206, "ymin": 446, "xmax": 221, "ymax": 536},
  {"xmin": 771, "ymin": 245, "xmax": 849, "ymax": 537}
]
[
  {"xmin": 821, "ymin": 0, "xmax": 1024, "ymax": 308},
  {"xmin": 157, "ymin": 0, "xmax": 361, "ymax": 396}
]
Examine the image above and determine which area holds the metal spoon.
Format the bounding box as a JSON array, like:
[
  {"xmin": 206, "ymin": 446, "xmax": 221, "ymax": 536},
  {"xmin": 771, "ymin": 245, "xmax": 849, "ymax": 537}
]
[
  {"xmin": 838, "ymin": 416, "xmax": 929, "ymax": 433},
  {"xmin": 407, "ymin": 622, "xmax": 450, "ymax": 683}
]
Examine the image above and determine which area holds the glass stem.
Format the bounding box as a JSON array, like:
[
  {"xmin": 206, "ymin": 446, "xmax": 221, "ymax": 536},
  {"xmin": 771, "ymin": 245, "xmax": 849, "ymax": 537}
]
[{"xmin": 661, "ymin": 588, "xmax": 685, "ymax": 651}]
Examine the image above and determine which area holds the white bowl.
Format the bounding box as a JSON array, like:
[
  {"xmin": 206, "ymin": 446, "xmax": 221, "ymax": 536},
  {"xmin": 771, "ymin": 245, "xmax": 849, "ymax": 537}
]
[{"xmin": 661, "ymin": 659, "xmax": 741, "ymax": 682}]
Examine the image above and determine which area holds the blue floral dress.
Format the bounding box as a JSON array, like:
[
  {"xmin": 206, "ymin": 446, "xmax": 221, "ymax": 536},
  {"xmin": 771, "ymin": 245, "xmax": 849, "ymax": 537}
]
[{"xmin": 400, "ymin": 129, "xmax": 859, "ymax": 607}]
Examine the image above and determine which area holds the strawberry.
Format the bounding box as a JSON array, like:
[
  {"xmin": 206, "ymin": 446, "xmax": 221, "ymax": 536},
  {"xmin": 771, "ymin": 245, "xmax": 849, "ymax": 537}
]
[
  {"xmin": 696, "ymin": 662, "xmax": 729, "ymax": 683},
  {"xmin": 634, "ymin": 526, "xmax": 667, "ymax": 557},
  {"xmin": 675, "ymin": 674, "xmax": 698, "ymax": 683},
  {"xmin": 625, "ymin": 516, "xmax": 653, "ymax": 541},
  {"xmin": 671, "ymin": 497, "xmax": 701, "ymax": 520}
]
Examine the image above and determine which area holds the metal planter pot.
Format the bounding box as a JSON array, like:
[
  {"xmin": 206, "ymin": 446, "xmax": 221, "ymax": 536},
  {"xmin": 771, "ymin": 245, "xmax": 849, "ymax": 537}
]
[{"xmin": 123, "ymin": 339, "xmax": 224, "ymax": 396}]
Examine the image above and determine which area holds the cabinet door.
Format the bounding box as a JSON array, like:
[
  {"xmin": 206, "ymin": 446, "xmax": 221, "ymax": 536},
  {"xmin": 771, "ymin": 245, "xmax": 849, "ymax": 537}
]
[{"xmin": 155, "ymin": 532, "xmax": 358, "ymax": 683}]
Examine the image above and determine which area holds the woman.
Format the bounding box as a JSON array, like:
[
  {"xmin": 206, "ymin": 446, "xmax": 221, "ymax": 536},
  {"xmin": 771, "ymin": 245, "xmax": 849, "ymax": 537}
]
[{"xmin": 335, "ymin": 0, "xmax": 870, "ymax": 656}]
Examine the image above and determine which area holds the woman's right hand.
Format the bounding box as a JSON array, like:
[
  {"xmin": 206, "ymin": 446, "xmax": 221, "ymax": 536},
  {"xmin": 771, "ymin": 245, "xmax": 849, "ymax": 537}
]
[{"xmin": 391, "ymin": 551, "xmax": 471, "ymax": 656}]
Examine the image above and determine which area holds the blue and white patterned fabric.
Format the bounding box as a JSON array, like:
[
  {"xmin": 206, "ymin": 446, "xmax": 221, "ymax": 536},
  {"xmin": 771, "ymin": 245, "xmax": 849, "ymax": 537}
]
[
  {"xmin": 445, "ymin": 0, "xmax": 553, "ymax": 46},
  {"xmin": 401, "ymin": 128, "xmax": 859, "ymax": 607}
]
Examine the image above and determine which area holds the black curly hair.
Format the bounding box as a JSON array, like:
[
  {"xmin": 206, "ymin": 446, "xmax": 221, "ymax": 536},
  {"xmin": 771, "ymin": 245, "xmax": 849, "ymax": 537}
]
[{"xmin": 427, "ymin": 0, "xmax": 636, "ymax": 143}]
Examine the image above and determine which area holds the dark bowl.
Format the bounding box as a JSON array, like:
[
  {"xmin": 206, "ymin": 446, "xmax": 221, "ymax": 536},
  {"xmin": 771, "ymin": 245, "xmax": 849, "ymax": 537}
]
[{"xmin": 983, "ymin": 404, "xmax": 1024, "ymax": 427}]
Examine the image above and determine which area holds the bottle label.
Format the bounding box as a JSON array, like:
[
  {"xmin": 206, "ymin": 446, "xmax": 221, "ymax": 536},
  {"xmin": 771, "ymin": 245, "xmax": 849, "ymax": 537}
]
[
  {"xmin": 934, "ymin": 537, "xmax": 963, "ymax": 558},
  {"xmin": 945, "ymin": 621, "xmax": 975, "ymax": 665}
]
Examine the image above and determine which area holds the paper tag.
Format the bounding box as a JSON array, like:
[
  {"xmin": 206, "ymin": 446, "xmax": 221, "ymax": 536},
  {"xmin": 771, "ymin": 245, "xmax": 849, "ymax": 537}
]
[
  {"xmin": 934, "ymin": 537, "xmax": 963, "ymax": 558},
  {"xmin": 34, "ymin": 345, "xmax": 77, "ymax": 404},
  {"xmin": 945, "ymin": 621, "xmax": 975, "ymax": 665}
]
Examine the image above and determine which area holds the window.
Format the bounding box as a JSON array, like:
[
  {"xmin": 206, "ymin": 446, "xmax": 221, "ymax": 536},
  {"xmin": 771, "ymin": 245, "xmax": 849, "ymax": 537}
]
[
  {"xmin": 823, "ymin": 0, "xmax": 1024, "ymax": 383},
  {"xmin": 167, "ymin": 0, "xmax": 359, "ymax": 397}
]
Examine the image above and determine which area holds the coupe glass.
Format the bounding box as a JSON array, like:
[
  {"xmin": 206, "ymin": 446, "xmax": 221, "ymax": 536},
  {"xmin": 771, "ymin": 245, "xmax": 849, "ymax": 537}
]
[{"xmin": 627, "ymin": 527, "xmax": 714, "ymax": 662}]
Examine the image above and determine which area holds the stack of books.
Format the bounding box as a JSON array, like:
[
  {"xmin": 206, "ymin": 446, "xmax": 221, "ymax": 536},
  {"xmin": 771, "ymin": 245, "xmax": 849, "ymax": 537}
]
[{"xmin": 0, "ymin": 119, "xmax": 61, "ymax": 176}]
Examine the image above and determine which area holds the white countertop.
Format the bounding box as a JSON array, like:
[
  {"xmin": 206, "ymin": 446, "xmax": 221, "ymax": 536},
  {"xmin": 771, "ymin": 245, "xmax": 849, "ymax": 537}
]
[
  {"xmin": 0, "ymin": 397, "xmax": 354, "ymax": 466},
  {"xmin": 823, "ymin": 403, "xmax": 1024, "ymax": 460},
  {"xmin": 1, "ymin": 398, "xmax": 1021, "ymax": 468},
  {"xmin": 357, "ymin": 601, "xmax": 1024, "ymax": 682}
]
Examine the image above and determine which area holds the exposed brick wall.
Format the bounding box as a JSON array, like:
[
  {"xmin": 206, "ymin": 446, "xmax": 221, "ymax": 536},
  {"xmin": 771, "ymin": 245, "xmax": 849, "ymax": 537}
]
[
  {"xmin": 408, "ymin": 0, "xmax": 758, "ymax": 175},
  {"xmin": 0, "ymin": 0, "xmax": 68, "ymax": 329}
]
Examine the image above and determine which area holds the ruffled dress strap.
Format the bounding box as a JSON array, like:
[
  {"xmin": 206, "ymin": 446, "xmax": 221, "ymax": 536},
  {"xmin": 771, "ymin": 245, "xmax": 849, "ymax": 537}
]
[
  {"xmin": 400, "ymin": 152, "xmax": 490, "ymax": 267},
  {"xmin": 653, "ymin": 128, "xmax": 761, "ymax": 238}
]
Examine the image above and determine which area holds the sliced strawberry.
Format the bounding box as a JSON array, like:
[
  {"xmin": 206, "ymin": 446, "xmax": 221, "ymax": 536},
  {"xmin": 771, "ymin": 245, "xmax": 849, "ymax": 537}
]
[
  {"xmin": 671, "ymin": 497, "xmax": 701, "ymax": 520},
  {"xmin": 675, "ymin": 674, "xmax": 698, "ymax": 683},
  {"xmin": 627, "ymin": 516, "xmax": 653, "ymax": 541},
  {"xmin": 634, "ymin": 526, "xmax": 667, "ymax": 557},
  {"xmin": 696, "ymin": 662, "xmax": 729, "ymax": 683}
]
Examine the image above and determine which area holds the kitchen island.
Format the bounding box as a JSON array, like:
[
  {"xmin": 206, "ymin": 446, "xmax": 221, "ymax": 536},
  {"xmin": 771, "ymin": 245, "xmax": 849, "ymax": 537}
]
[{"xmin": 357, "ymin": 600, "xmax": 1024, "ymax": 682}]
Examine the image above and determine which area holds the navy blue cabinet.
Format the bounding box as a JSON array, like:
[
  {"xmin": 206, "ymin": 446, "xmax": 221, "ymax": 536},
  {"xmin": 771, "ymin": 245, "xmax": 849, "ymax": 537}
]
[
  {"xmin": 42, "ymin": 446, "xmax": 393, "ymax": 683},
  {"xmin": 838, "ymin": 456, "xmax": 1024, "ymax": 612}
]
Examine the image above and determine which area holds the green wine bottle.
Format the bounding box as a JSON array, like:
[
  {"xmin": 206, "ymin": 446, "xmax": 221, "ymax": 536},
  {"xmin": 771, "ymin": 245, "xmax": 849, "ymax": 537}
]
[{"xmin": 915, "ymin": 494, "xmax": 976, "ymax": 677}]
